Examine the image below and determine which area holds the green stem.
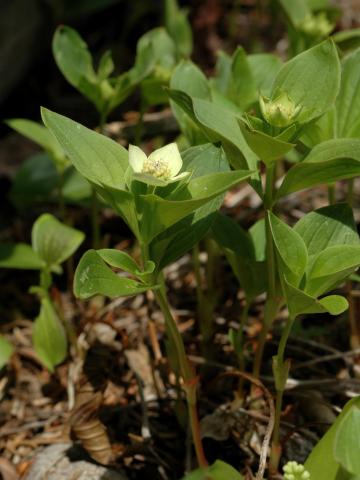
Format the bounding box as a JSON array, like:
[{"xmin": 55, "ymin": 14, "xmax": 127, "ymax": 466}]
[
  {"xmin": 153, "ymin": 288, "xmax": 208, "ymax": 468},
  {"xmin": 237, "ymin": 302, "xmax": 250, "ymax": 372},
  {"xmin": 91, "ymin": 187, "xmax": 100, "ymax": 250},
  {"xmin": 90, "ymin": 111, "xmax": 108, "ymax": 250},
  {"xmin": 270, "ymin": 315, "xmax": 294, "ymax": 473},
  {"xmin": 328, "ymin": 183, "xmax": 336, "ymax": 204},
  {"xmin": 253, "ymin": 164, "xmax": 279, "ymax": 378},
  {"xmin": 135, "ymin": 99, "xmax": 146, "ymax": 146},
  {"xmin": 347, "ymin": 179, "xmax": 354, "ymax": 206},
  {"xmin": 192, "ymin": 244, "xmax": 210, "ymax": 341},
  {"xmin": 236, "ymin": 301, "xmax": 250, "ymax": 397},
  {"xmin": 141, "ymin": 242, "xmax": 207, "ymax": 467},
  {"xmin": 58, "ymin": 169, "xmax": 66, "ymax": 221}
]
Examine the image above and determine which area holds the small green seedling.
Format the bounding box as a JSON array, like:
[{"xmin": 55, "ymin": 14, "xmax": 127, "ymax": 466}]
[{"xmin": 0, "ymin": 214, "xmax": 84, "ymax": 371}]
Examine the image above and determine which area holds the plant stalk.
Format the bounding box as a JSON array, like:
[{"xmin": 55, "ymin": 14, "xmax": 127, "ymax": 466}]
[
  {"xmin": 153, "ymin": 288, "xmax": 208, "ymax": 468},
  {"xmin": 270, "ymin": 315, "xmax": 294, "ymax": 473},
  {"xmin": 253, "ymin": 164, "xmax": 279, "ymax": 378}
]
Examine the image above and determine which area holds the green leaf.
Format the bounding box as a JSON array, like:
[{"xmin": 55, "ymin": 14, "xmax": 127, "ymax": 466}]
[
  {"xmin": 73, "ymin": 250, "xmax": 151, "ymax": 299},
  {"xmin": 97, "ymin": 249, "xmax": 155, "ymax": 280},
  {"xmin": 52, "ymin": 25, "xmax": 102, "ymax": 111},
  {"xmin": 41, "ymin": 108, "xmax": 129, "ymax": 190},
  {"xmin": 239, "ymin": 117, "xmax": 295, "ymax": 165},
  {"xmin": 305, "ymin": 397, "xmax": 360, "ymax": 480},
  {"xmin": 335, "ymin": 48, "xmax": 360, "ymax": 138},
  {"xmin": 0, "ymin": 336, "xmax": 14, "ymax": 369},
  {"xmin": 31, "ymin": 214, "xmax": 84, "ymax": 268},
  {"xmin": 333, "ymin": 29, "xmax": 360, "ymax": 53},
  {"xmin": 170, "ymin": 60, "xmax": 210, "ymax": 144},
  {"xmin": 181, "ymin": 460, "xmax": 244, "ymax": 480},
  {"xmin": 306, "ymin": 244, "xmax": 360, "ymax": 297},
  {"xmin": 0, "ymin": 242, "xmax": 44, "ymax": 270},
  {"xmin": 271, "ymin": 39, "xmax": 340, "ymax": 124},
  {"xmin": 10, "ymin": 153, "xmax": 59, "ymax": 208},
  {"xmin": 276, "ymin": 138, "xmax": 360, "ymax": 198},
  {"xmin": 227, "ymin": 47, "xmax": 258, "ymax": 110},
  {"xmin": 97, "ymin": 50, "xmax": 114, "ymax": 81},
  {"xmin": 165, "ymin": 0, "xmax": 193, "ymax": 58},
  {"xmin": 32, "ymin": 297, "xmax": 67, "ymax": 372},
  {"xmin": 334, "ymin": 404, "xmax": 360, "ymax": 475},
  {"xmin": 6, "ymin": 119, "xmax": 67, "ymax": 170},
  {"xmin": 247, "ymin": 53, "xmax": 282, "ymax": 97},
  {"xmin": 62, "ymin": 166, "xmax": 92, "ymax": 204},
  {"xmin": 138, "ymin": 27, "xmax": 176, "ymax": 72},
  {"xmin": 167, "ymin": 89, "xmax": 258, "ymax": 171},
  {"xmin": 269, "ymin": 212, "xmax": 308, "ymax": 285},
  {"xmin": 137, "ymin": 169, "xmax": 254, "ymax": 243},
  {"xmin": 294, "ymin": 203, "xmax": 359, "ymax": 256},
  {"xmin": 277, "ymin": 0, "xmax": 310, "ymax": 27},
  {"xmin": 283, "ymin": 279, "xmax": 348, "ymax": 318},
  {"xmin": 212, "ymin": 213, "xmax": 266, "ymax": 299},
  {"xmin": 212, "ymin": 212, "xmax": 255, "ymax": 261}
]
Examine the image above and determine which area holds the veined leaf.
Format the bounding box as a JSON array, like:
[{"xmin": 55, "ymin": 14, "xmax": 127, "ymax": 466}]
[
  {"xmin": 247, "ymin": 53, "xmax": 282, "ymax": 97},
  {"xmin": 276, "ymin": 138, "xmax": 360, "ymax": 198},
  {"xmin": 32, "ymin": 214, "xmax": 84, "ymax": 268},
  {"xmin": 137, "ymin": 169, "xmax": 254, "ymax": 243},
  {"xmin": 283, "ymin": 279, "xmax": 348, "ymax": 319},
  {"xmin": 167, "ymin": 89, "xmax": 258, "ymax": 171},
  {"xmin": 33, "ymin": 297, "xmax": 67, "ymax": 372},
  {"xmin": 0, "ymin": 242, "xmax": 44, "ymax": 270},
  {"xmin": 97, "ymin": 249, "xmax": 155, "ymax": 280},
  {"xmin": 165, "ymin": 0, "xmax": 193, "ymax": 58},
  {"xmin": 306, "ymin": 244, "xmax": 360, "ymax": 297},
  {"xmin": 271, "ymin": 39, "xmax": 340, "ymax": 124},
  {"xmin": 181, "ymin": 460, "xmax": 244, "ymax": 480},
  {"xmin": 41, "ymin": 108, "xmax": 129, "ymax": 190},
  {"xmin": 6, "ymin": 119, "xmax": 67, "ymax": 170},
  {"xmin": 334, "ymin": 403, "xmax": 360, "ymax": 475},
  {"xmin": 294, "ymin": 203, "xmax": 359, "ymax": 256},
  {"xmin": 74, "ymin": 250, "xmax": 152, "ymax": 299},
  {"xmin": 305, "ymin": 398, "xmax": 360, "ymax": 480},
  {"xmin": 170, "ymin": 60, "xmax": 210, "ymax": 144},
  {"xmin": 336, "ymin": 48, "xmax": 360, "ymax": 138},
  {"xmin": 269, "ymin": 212, "xmax": 308, "ymax": 285},
  {"xmin": 52, "ymin": 25, "xmax": 105, "ymax": 112},
  {"xmin": 239, "ymin": 117, "xmax": 295, "ymax": 165}
]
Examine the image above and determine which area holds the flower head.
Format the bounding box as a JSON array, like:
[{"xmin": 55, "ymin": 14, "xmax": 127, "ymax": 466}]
[
  {"xmin": 260, "ymin": 91, "xmax": 301, "ymax": 128},
  {"xmin": 300, "ymin": 12, "xmax": 334, "ymax": 38},
  {"xmin": 128, "ymin": 143, "xmax": 190, "ymax": 186},
  {"xmin": 283, "ymin": 461, "xmax": 311, "ymax": 480}
]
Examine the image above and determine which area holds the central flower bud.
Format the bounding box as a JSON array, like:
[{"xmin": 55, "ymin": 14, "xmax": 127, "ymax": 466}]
[
  {"xmin": 260, "ymin": 91, "xmax": 301, "ymax": 128},
  {"xmin": 142, "ymin": 157, "xmax": 172, "ymax": 180}
]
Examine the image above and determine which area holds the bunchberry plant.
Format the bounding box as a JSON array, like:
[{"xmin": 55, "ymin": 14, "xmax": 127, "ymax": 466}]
[
  {"xmin": 169, "ymin": 38, "xmax": 360, "ymax": 473},
  {"xmin": 0, "ymin": 214, "xmax": 84, "ymax": 371},
  {"xmin": 41, "ymin": 106, "xmax": 253, "ymax": 468}
]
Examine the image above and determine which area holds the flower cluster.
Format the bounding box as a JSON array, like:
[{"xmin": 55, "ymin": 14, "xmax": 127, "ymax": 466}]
[
  {"xmin": 283, "ymin": 461, "xmax": 311, "ymax": 480},
  {"xmin": 259, "ymin": 91, "xmax": 301, "ymax": 128}
]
